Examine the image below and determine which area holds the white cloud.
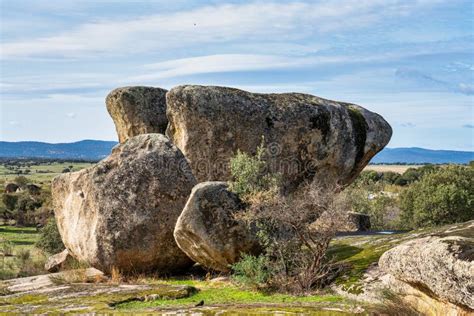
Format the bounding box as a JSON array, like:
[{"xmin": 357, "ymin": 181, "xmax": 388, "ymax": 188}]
[
  {"xmin": 1, "ymin": 0, "xmax": 450, "ymax": 59},
  {"xmin": 66, "ymin": 112, "xmax": 77, "ymax": 118}
]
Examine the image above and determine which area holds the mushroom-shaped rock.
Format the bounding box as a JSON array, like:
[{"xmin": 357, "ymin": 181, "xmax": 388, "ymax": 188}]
[
  {"xmin": 106, "ymin": 86, "xmax": 168, "ymax": 143},
  {"xmin": 52, "ymin": 134, "xmax": 196, "ymax": 274},
  {"xmin": 166, "ymin": 85, "xmax": 392, "ymax": 191},
  {"xmin": 174, "ymin": 182, "xmax": 260, "ymax": 272},
  {"xmin": 379, "ymin": 235, "xmax": 474, "ymax": 310}
]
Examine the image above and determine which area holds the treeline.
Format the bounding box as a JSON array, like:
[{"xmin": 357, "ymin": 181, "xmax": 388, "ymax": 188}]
[{"xmin": 347, "ymin": 164, "xmax": 473, "ymax": 230}]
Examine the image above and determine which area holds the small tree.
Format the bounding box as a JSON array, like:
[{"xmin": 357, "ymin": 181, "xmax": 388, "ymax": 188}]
[
  {"xmin": 36, "ymin": 218, "xmax": 65, "ymax": 255},
  {"xmin": 13, "ymin": 176, "xmax": 28, "ymax": 188},
  {"xmin": 230, "ymin": 143, "xmax": 347, "ymax": 293}
]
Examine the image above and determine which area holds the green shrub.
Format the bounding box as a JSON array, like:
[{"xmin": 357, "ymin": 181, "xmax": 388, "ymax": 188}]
[
  {"xmin": 231, "ymin": 254, "xmax": 270, "ymax": 289},
  {"xmin": 229, "ymin": 142, "xmax": 280, "ymax": 197},
  {"xmin": 36, "ymin": 218, "xmax": 65, "ymax": 254},
  {"xmin": 381, "ymin": 171, "xmax": 400, "ymax": 185},
  {"xmin": 1, "ymin": 240, "xmax": 13, "ymax": 256},
  {"xmin": 400, "ymin": 166, "xmax": 474, "ymax": 229}
]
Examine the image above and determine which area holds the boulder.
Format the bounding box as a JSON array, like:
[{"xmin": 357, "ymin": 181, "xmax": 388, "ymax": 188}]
[
  {"xmin": 311, "ymin": 211, "xmax": 371, "ymax": 232},
  {"xmin": 44, "ymin": 249, "xmax": 73, "ymax": 272},
  {"xmin": 379, "ymin": 235, "xmax": 474, "ymax": 310},
  {"xmin": 52, "ymin": 134, "xmax": 196, "ymax": 274},
  {"xmin": 166, "ymin": 85, "xmax": 392, "ymax": 191},
  {"xmin": 174, "ymin": 182, "xmax": 260, "ymax": 272},
  {"xmin": 106, "ymin": 86, "xmax": 168, "ymax": 143},
  {"xmin": 345, "ymin": 212, "xmax": 371, "ymax": 232}
]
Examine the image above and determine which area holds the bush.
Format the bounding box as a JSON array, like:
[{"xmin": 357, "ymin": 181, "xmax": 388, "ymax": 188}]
[
  {"xmin": 400, "ymin": 166, "xmax": 474, "ymax": 229},
  {"xmin": 230, "ymin": 145, "xmax": 345, "ymax": 292},
  {"xmin": 381, "ymin": 171, "xmax": 400, "ymax": 185},
  {"xmin": 231, "ymin": 254, "xmax": 270, "ymax": 289},
  {"xmin": 36, "ymin": 218, "xmax": 65, "ymax": 254},
  {"xmin": 229, "ymin": 141, "xmax": 280, "ymax": 197}
]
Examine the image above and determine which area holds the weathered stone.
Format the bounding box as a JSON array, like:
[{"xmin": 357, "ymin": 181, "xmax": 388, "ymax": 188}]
[
  {"xmin": 345, "ymin": 212, "xmax": 371, "ymax": 232},
  {"xmin": 174, "ymin": 182, "xmax": 260, "ymax": 272},
  {"xmin": 312, "ymin": 211, "xmax": 371, "ymax": 232},
  {"xmin": 166, "ymin": 85, "xmax": 392, "ymax": 191},
  {"xmin": 106, "ymin": 86, "xmax": 168, "ymax": 143},
  {"xmin": 45, "ymin": 249, "xmax": 72, "ymax": 273},
  {"xmin": 52, "ymin": 134, "xmax": 196, "ymax": 274},
  {"xmin": 379, "ymin": 235, "xmax": 474, "ymax": 310}
]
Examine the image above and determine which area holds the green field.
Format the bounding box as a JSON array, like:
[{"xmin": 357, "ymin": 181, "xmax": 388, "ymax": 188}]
[
  {"xmin": 0, "ymin": 226, "xmax": 44, "ymax": 280},
  {"xmin": 0, "ymin": 162, "xmax": 93, "ymax": 186}
]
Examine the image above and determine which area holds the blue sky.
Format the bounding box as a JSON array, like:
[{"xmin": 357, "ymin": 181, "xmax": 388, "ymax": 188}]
[{"xmin": 1, "ymin": 0, "xmax": 473, "ymax": 150}]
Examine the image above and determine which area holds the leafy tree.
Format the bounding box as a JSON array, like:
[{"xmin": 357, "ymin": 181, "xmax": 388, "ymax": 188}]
[
  {"xmin": 13, "ymin": 176, "xmax": 28, "ymax": 188},
  {"xmin": 2, "ymin": 194, "xmax": 18, "ymax": 212},
  {"xmin": 399, "ymin": 166, "xmax": 473, "ymax": 229}
]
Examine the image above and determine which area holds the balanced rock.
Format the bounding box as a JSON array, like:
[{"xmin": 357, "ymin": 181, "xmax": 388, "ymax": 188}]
[
  {"xmin": 174, "ymin": 182, "xmax": 260, "ymax": 272},
  {"xmin": 166, "ymin": 85, "xmax": 392, "ymax": 191},
  {"xmin": 106, "ymin": 86, "xmax": 168, "ymax": 143},
  {"xmin": 52, "ymin": 134, "xmax": 196, "ymax": 274},
  {"xmin": 379, "ymin": 235, "xmax": 474, "ymax": 310}
]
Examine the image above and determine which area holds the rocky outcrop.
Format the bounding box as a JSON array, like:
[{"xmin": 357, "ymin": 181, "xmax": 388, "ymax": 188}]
[
  {"xmin": 174, "ymin": 182, "xmax": 260, "ymax": 272},
  {"xmin": 166, "ymin": 85, "xmax": 392, "ymax": 191},
  {"xmin": 52, "ymin": 134, "xmax": 196, "ymax": 274},
  {"xmin": 45, "ymin": 249, "xmax": 72, "ymax": 273},
  {"xmin": 106, "ymin": 86, "xmax": 168, "ymax": 143},
  {"xmin": 379, "ymin": 235, "xmax": 474, "ymax": 311}
]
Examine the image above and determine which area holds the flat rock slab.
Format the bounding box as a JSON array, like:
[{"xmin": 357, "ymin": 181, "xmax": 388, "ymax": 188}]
[{"xmin": 0, "ymin": 269, "xmax": 196, "ymax": 313}]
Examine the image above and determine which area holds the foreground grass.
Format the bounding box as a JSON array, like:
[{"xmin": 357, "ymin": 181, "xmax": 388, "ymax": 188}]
[
  {"xmin": 119, "ymin": 281, "xmax": 343, "ymax": 309},
  {"xmin": 0, "ymin": 225, "xmax": 44, "ymax": 279}
]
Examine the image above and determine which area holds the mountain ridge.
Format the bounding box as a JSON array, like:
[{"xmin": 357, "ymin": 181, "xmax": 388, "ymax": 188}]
[{"xmin": 0, "ymin": 140, "xmax": 473, "ymax": 163}]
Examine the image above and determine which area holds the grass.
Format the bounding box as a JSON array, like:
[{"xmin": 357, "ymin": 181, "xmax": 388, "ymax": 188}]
[
  {"xmin": 364, "ymin": 164, "xmax": 422, "ymax": 174},
  {"xmin": 0, "ymin": 225, "xmax": 44, "ymax": 280},
  {"xmin": 118, "ymin": 281, "xmax": 343, "ymax": 309},
  {"xmin": 0, "ymin": 161, "xmax": 93, "ymax": 186}
]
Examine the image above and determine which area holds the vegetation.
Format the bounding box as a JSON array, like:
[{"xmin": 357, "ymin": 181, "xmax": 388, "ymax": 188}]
[
  {"xmin": 36, "ymin": 218, "xmax": 65, "ymax": 255},
  {"xmin": 399, "ymin": 165, "xmax": 473, "ymax": 229},
  {"xmin": 229, "ymin": 143, "xmax": 347, "ymax": 293}
]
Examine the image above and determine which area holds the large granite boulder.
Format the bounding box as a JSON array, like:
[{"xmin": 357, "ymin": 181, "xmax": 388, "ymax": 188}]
[
  {"xmin": 174, "ymin": 182, "xmax": 260, "ymax": 272},
  {"xmin": 52, "ymin": 134, "xmax": 196, "ymax": 274},
  {"xmin": 166, "ymin": 85, "xmax": 392, "ymax": 191},
  {"xmin": 106, "ymin": 86, "xmax": 168, "ymax": 143},
  {"xmin": 379, "ymin": 235, "xmax": 474, "ymax": 310}
]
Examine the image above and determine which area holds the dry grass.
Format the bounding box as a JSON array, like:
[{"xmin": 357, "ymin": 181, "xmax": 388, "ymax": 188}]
[{"xmin": 364, "ymin": 164, "xmax": 422, "ymax": 174}]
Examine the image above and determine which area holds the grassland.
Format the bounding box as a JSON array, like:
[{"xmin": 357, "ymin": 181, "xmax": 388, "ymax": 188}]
[
  {"xmin": 364, "ymin": 164, "xmax": 421, "ymax": 174},
  {"xmin": 0, "ymin": 226, "xmax": 44, "ymax": 280},
  {"xmin": 0, "ymin": 161, "xmax": 93, "ymax": 186}
]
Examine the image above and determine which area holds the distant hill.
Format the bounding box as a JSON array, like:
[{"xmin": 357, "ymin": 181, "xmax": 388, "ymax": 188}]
[
  {"xmin": 0, "ymin": 140, "xmax": 117, "ymax": 161},
  {"xmin": 0, "ymin": 141, "xmax": 472, "ymax": 164},
  {"xmin": 370, "ymin": 147, "xmax": 474, "ymax": 164}
]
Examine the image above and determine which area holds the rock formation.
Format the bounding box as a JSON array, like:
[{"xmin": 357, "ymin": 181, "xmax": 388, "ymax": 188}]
[
  {"xmin": 45, "ymin": 249, "xmax": 72, "ymax": 272},
  {"xmin": 174, "ymin": 182, "xmax": 260, "ymax": 272},
  {"xmin": 52, "ymin": 134, "xmax": 196, "ymax": 274},
  {"xmin": 106, "ymin": 86, "xmax": 168, "ymax": 143},
  {"xmin": 379, "ymin": 235, "xmax": 474, "ymax": 311},
  {"xmin": 166, "ymin": 85, "xmax": 392, "ymax": 191}
]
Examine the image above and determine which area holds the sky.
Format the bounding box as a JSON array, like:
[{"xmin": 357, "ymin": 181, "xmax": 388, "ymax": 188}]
[{"xmin": 0, "ymin": 0, "xmax": 473, "ymax": 150}]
